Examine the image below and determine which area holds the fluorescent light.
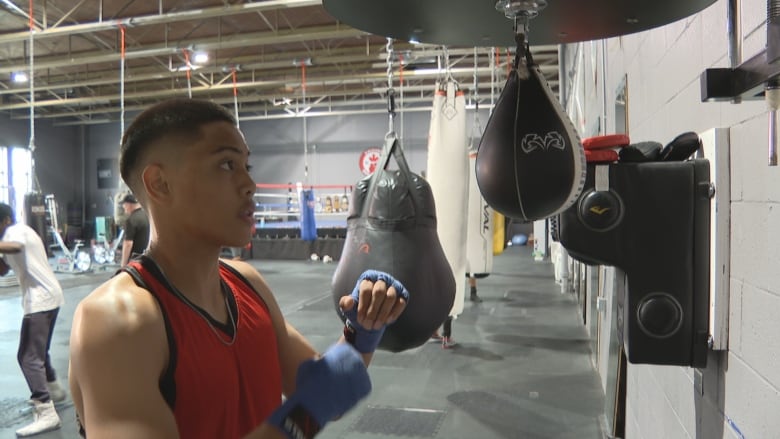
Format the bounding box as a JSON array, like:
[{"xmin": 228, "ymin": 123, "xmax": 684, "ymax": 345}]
[
  {"xmin": 409, "ymin": 68, "xmax": 443, "ymax": 75},
  {"xmin": 12, "ymin": 72, "xmax": 28, "ymax": 83},
  {"xmin": 170, "ymin": 65, "xmax": 203, "ymax": 72}
]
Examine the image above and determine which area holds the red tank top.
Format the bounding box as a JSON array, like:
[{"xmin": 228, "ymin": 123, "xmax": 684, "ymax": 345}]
[{"xmin": 125, "ymin": 257, "xmax": 282, "ymax": 439}]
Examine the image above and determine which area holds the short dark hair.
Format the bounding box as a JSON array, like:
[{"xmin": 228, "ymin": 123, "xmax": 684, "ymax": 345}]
[
  {"xmin": 119, "ymin": 193, "xmax": 138, "ymax": 204},
  {"xmin": 119, "ymin": 98, "xmax": 237, "ymax": 189},
  {"xmin": 0, "ymin": 203, "xmax": 15, "ymax": 224}
]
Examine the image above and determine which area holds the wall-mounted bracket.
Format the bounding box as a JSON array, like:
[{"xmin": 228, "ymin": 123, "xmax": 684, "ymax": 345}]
[
  {"xmin": 700, "ymin": 21, "xmax": 780, "ymax": 102},
  {"xmin": 698, "ymin": 128, "xmax": 730, "ymax": 351}
]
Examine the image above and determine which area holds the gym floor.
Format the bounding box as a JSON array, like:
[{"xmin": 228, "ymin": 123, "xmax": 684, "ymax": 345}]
[{"xmin": 0, "ymin": 246, "xmax": 605, "ymax": 439}]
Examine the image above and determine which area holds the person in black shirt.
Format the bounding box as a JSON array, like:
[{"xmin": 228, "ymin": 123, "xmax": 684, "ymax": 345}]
[{"xmin": 119, "ymin": 193, "xmax": 150, "ymax": 266}]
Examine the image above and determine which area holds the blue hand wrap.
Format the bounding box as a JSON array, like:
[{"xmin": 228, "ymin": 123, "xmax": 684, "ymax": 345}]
[
  {"xmin": 268, "ymin": 343, "xmax": 371, "ymax": 438},
  {"xmin": 342, "ymin": 270, "xmax": 409, "ymax": 353}
]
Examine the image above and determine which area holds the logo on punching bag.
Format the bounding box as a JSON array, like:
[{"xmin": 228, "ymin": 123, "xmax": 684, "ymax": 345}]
[
  {"xmin": 482, "ymin": 203, "xmax": 490, "ymax": 235},
  {"xmin": 589, "ymin": 206, "xmax": 611, "ymax": 215},
  {"xmin": 520, "ymin": 132, "xmax": 566, "ymax": 154},
  {"xmin": 358, "ymin": 243, "xmax": 371, "ymax": 254}
]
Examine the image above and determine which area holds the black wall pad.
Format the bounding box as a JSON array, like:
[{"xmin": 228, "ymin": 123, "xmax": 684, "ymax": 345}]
[{"xmin": 557, "ymin": 160, "xmax": 711, "ymax": 368}]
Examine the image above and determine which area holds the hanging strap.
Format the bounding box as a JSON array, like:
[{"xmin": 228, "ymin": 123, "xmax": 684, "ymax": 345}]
[
  {"xmin": 232, "ymin": 68, "xmax": 239, "ymax": 127},
  {"xmin": 470, "ymin": 49, "xmax": 482, "ymax": 152},
  {"xmin": 513, "ymin": 33, "xmax": 535, "ymax": 70},
  {"xmin": 360, "ymin": 37, "xmax": 423, "ymax": 221},
  {"xmin": 183, "ymin": 49, "xmax": 192, "ymax": 98},
  {"xmin": 359, "ymin": 136, "xmax": 424, "ymax": 221},
  {"xmin": 28, "ymin": 0, "xmax": 35, "ymax": 152}
]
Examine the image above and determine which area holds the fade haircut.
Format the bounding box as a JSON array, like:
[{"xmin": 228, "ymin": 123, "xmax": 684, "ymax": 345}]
[
  {"xmin": 119, "ymin": 98, "xmax": 237, "ymax": 191},
  {"xmin": 0, "ymin": 203, "xmax": 14, "ymax": 224}
]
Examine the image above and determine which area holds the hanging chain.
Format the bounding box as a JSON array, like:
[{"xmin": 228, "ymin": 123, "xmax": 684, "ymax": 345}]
[
  {"xmin": 386, "ymin": 37, "xmax": 396, "ymax": 136},
  {"xmin": 386, "ymin": 38, "xmax": 393, "ymax": 91},
  {"xmin": 120, "ymin": 26, "xmax": 126, "ymax": 141},
  {"xmin": 28, "ymin": 3, "xmax": 34, "ymax": 153},
  {"xmin": 29, "ymin": 0, "xmax": 41, "ymax": 192},
  {"xmin": 442, "ymin": 45, "xmax": 453, "ymax": 82}
]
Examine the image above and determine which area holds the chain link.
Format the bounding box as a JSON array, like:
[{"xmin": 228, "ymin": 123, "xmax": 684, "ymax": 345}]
[
  {"xmin": 386, "ymin": 37, "xmax": 393, "ymax": 91},
  {"xmin": 385, "ymin": 37, "xmax": 395, "ymax": 135}
]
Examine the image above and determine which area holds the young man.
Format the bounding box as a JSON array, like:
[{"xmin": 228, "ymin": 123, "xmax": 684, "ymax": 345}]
[
  {"xmin": 69, "ymin": 98, "xmax": 408, "ymax": 439},
  {"xmin": 119, "ymin": 193, "xmax": 150, "ymax": 266},
  {"xmin": 0, "ymin": 203, "xmax": 67, "ymax": 437}
]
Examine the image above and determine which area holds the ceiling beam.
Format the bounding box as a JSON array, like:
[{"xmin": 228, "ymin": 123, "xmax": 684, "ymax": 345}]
[
  {"xmin": 0, "ymin": 45, "xmax": 557, "ymax": 96},
  {"xmin": 0, "ymin": 0, "xmax": 322, "ymax": 44},
  {"xmin": 0, "ymin": 66, "xmax": 520, "ymax": 110},
  {"xmin": 0, "ymin": 25, "xmax": 366, "ymax": 75}
]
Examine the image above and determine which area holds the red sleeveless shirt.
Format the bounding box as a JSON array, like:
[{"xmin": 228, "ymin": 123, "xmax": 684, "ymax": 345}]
[{"xmin": 125, "ymin": 257, "xmax": 282, "ymax": 439}]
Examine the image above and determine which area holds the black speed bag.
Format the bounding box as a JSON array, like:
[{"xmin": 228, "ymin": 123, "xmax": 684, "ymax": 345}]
[
  {"xmin": 331, "ymin": 138, "xmax": 455, "ymax": 352},
  {"xmin": 476, "ymin": 45, "xmax": 586, "ymax": 221}
]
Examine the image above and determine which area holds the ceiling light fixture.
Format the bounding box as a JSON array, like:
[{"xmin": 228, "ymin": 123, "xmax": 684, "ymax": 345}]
[
  {"xmin": 11, "ymin": 72, "xmax": 28, "ymax": 83},
  {"xmin": 193, "ymin": 51, "xmax": 209, "ymax": 64},
  {"xmin": 292, "ymin": 57, "xmax": 313, "ymax": 67}
]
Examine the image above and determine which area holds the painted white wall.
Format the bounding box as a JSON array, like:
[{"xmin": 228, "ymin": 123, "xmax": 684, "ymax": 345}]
[{"xmin": 560, "ymin": 0, "xmax": 780, "ymax": 437}]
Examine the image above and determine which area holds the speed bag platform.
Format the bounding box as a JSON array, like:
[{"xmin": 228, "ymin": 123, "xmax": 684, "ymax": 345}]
[
  {"xmin": 330, "ymin": 136, "xmax": 455, "ymax": 352},
  {"xmin": 476, "ymin": 38, "xmax": 586, "ymax": 221},
  {"xmin": 555, "ymin": 159, "xmax": 711, "ymax": 368}
]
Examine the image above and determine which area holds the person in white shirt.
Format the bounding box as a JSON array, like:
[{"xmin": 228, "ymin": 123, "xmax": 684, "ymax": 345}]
[{"xmin": 0, "ymin": 202, "xmax": 65, "ymax": 437}]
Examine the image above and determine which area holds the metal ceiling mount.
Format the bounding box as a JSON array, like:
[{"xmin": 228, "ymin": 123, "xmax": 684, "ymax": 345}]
[
  {"xmin": 495, "ymin": 0, "xmax": 548, "ymax": 20},
  {"xmin": 495, "ymin": 0, "xmax": 547, "ymax": 37}
]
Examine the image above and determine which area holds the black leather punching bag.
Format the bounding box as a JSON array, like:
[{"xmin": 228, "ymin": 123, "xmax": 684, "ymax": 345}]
[
  {"xmin": 476, "ymin": 35, "xmax": 586, "ymax": 221},
  {"xmin": 331, "ymin": 136, "xmax": 455, "ymax": 352}
]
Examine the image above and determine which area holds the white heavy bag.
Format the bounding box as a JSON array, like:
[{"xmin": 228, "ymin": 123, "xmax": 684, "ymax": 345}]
[
  {"xmin": 426, "ymin": 80, "xmax": 469, "ymax": 317},
  {"xmin": 466, "ymin": 151, "xmax": 493, "ymax": 276}
]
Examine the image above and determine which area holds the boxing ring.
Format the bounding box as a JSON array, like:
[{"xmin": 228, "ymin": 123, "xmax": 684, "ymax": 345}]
[{"xmin": 251, "ymin": 183, "xmax": 352, "ymax": 260}]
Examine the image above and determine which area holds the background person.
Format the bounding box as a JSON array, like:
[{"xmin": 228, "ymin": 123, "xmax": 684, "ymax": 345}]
[
  {"xmin": 0, "ymin": 203, "xmax": 66, "ymax": 437},
  {"xmin": 119, "ymin": 193, "xmax": 150, "ymax": 266}
]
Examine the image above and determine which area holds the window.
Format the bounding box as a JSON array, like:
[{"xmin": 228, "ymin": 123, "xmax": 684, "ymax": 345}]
[
  {"xmin": 10, "ymin": 147, "xmax": 33, "ymax": 223},
  {"xmin": 0, "ymin": 146, "xmax": 8, "ymax": 205}
]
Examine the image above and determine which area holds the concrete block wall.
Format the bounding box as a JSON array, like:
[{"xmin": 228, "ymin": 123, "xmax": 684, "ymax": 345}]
[{"xmin": 561, "ymin": 0, "xmax": 780, "ymax": 437}]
